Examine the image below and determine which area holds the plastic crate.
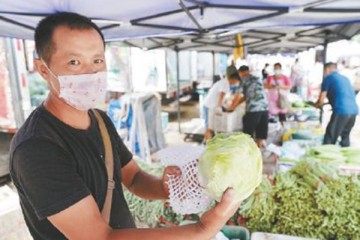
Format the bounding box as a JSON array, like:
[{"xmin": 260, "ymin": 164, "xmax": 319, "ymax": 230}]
[
  {"xmin": 179, "ymin": 221, "xmax": 250, "ymax": 240},
  {"xmin": 221, "ymin": 225, "xmax": 250, "ymax": 240},
  {"xmin": 251, "ymin": 232, "xmax": 319, "ymax": 240}
]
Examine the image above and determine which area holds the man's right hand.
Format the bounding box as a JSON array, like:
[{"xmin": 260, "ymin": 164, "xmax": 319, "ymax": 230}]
[
  {"xmin": 197, "ymin": 188, "xmax": 241, "ymax": 235},
  {"xmin": 215, "ymin": 106, "xmax": 223, "ymax": 115}
]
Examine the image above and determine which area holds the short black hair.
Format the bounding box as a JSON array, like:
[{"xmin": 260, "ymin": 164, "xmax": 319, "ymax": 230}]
[
  {"xmin": 324, "ymin": 62, "xmax": 337, "ymax": 69},
  {"xmin": 274, "ymin": 62, "xmax": 282, "ymax": 68},
  {"xmin": 238, "ymin": 65, "xmax": 249, "ymax": 72},
  {"xmin": 35, "ymin": 12, "xmax": 105, "ymax": 63},
  {"xmin": 229, "ymin": 73, "xmax": 240, "ymax": 80}
]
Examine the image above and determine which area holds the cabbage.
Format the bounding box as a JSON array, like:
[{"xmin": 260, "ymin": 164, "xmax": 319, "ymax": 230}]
[{"xmin": 198, "ymin": 132, "xmax": 263, "ymax": 202}]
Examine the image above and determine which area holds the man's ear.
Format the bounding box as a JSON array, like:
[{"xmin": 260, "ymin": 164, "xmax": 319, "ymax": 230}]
[{"xmin": 34, "ymin": 58, "xmax": 50, "ymax": 81}]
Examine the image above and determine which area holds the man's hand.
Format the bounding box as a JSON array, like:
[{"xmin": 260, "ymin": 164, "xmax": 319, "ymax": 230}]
[
  {"xmin": 197, "ymin": 189, "xmax": 241, "ymax": 235},
  {"xmin": 215, "ymin": 106, "xmax": 223, "ymax": 115},
  {"xmin": 204, "ymin": 129, "xmax": 214, "ymax": 141},
  {"xmin": 315, "ymin": 91, "xmax": 327, "ymax": 108},
  {"xmin": 162, "ymin": 166, "xmax": 182, "ymax": 198}
]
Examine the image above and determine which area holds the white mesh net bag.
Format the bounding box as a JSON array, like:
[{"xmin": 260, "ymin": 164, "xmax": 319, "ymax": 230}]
[{"xmin": 156, "ymin": 146, "xmax": 212, "ymax": 214}]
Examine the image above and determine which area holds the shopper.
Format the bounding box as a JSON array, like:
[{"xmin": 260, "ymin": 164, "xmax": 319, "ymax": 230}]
[
  {"xmin": 10, "ymin": 12, "xmax": 240, "ymax": 240},
  {"xmin": 203, "ymin": 65, "xmax": 241, "ymax": 140},
  {"xmin": 238, "ymin": 65, "xmax": 269, "ymax": 148},
  {"xmin": 265, "ymin": 62, "xmax": 291, "ymax": 126},
  {"xmin": 315, "ymin": 62, "xmax": 358, "ymax": 146}
]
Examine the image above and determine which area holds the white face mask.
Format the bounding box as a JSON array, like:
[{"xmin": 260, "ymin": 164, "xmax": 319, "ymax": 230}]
[
  {"xmin": 274, "ymin": 69, "xmax": 282, "ymax": 76},
  {"xmin": 42, "ymin": 61, "xmax": 107, "ymax": 111}
]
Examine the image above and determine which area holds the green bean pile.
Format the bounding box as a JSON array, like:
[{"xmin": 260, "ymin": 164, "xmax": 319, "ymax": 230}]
[{"xmin": 240, "ymin": 159, "xmax": 360, "ymax": 239}]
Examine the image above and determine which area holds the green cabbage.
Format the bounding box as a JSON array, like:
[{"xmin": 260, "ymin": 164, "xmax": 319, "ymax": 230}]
[{"xmin": 198, "ymin": 132, "xmax": 263, "ymax": 202}]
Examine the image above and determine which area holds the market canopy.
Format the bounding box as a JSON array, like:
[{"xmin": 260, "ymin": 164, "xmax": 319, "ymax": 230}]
[
  {"xmin": 1, "ymin": 0, "xmax": 360, "ymax": 53},
  {"xmin": 124, "ymin": 23, "xmax": 360, "ymax": 54}
]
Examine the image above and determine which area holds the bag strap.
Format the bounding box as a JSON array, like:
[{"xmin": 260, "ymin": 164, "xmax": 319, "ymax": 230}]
[{"xmin": 91, "ymin": 109, "xmax": 114, "ymax": 224}]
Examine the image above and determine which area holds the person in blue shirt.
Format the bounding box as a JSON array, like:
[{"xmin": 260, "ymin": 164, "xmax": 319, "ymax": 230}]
[{"xmin": 315, "ymin": 62, "xmax": 359, "ymax": 146}]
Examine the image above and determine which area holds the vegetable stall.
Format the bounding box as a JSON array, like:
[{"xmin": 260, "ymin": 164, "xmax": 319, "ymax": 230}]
[{"xmin": 124, "ymin": 142, "xmax": 360, "ymax": 239}]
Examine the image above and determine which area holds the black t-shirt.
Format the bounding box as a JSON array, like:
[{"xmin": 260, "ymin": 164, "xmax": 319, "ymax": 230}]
[{"xmin": 10, "ymin": 105, "xmax": 136, "ymax": 239}]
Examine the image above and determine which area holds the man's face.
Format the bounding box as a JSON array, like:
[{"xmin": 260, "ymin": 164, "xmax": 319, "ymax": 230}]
[
  {"xmin": 324, "ymin": 67, "xmax": 331, "ymax": 77},
  {"xmin": 229, "ymin": 78, "xmax": 239, "ymax": 85},
  {"xmin": 238, "ymin": 71, "xmax": 249, "ymax": 79},
  {"xmin": 36, "ymin": 26, "xmax": 106, "ymax": 86}
]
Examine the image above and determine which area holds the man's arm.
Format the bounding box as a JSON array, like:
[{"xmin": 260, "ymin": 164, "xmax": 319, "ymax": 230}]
[
  {"xmin": 121, "ymin": 159, "xmax": 180, "ymax": 200},
  {"xmin": 48, "ymin": 189, "xmax": 240, "ymax": 240},
  {"xmin": 217, "ymin": 92, "xmax": 226, "ymax": 107},
  {"xmin": 315, "ymin": 91, "xmax": 327, "ymax": 108},
  {"xmin": 228, "ymin": 93, "xmax": 244, "ymax": 111}
]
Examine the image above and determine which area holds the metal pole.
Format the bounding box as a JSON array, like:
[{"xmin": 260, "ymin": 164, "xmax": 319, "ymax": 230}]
[
  {"xmin": 322, "ymin": 39, "xmax": 328, "ymax": 65},
  {"xmin": 320, "ymin": 39, "xmax": 329, "ymax": 124},
  {"xmin": 6, "ymin": 38, "xmax": 25, "ymax": 128},
  {"xmin": 212, "ymin": 51, "xmax": 215, "ymax": 78},
  {"xmin": 176, "ymin": 48, "xmax": 181, "ymax": 133}
]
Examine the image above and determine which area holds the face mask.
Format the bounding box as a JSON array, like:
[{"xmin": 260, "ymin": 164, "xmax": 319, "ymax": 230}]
[
  {"xmin": 274, "ymin": 70, "xmax": 282, "ymax": 75},
  {"xmin": 42, "ymin": 61, "xmax": 107, "ymax": 111}
]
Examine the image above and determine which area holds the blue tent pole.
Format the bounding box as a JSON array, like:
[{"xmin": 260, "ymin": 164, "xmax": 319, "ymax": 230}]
[{"xmin": 176, "ymin": 48, "xmax": 181, "ymax": 133}]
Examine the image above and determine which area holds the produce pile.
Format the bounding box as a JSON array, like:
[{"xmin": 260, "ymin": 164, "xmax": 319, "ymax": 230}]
[
  {"xmin": 124, "ymin": 147, "xmax": 360, "ymax": 239},
  {"xmin": 240, "ymin": 160, "xmax": 360, "ymax": 239},
  {"xmin": 281, "ymin": 144, "xmax": 360, "ymax": 166},
  {"xmin": 291, "ymin": 101, "xmax": 312, "ymax": 108},
  {"xmin": 306, "ymin": 145, "xmax": 360, "ymax": 166}
]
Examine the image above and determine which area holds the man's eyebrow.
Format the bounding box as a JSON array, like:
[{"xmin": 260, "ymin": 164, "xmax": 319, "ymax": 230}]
[
  {"xmin": 64, "ymin": 53, "xmax": 105, "ymax": 58},
  {"xmin": 65, "ymin": 53, "xmax": 82, "ymax": 58},
  {"xmin": 93, "ymin": 53, "xmax": 105, "ymax": 58}
]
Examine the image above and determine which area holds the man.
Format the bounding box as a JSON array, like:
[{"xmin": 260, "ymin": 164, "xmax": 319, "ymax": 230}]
[
  {"xmin": 264, "ymin": 63, "xmax": 291, "ymax": 126},
  {"xmin": 315, "ymin": 62, "xmax": 358, "ymax": 147},
  {"xmin": 203, "ymin": 65, "xmax": 241, "ymax": 140},
  {"xmin": 10, "ymin": 12, "xmax": 240, "ymax": 239},
  {"xmin": 238, "ymin": 65, "xmax": 269, "ymax": 148}
]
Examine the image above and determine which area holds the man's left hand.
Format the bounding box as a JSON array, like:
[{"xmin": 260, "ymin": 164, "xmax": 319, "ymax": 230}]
[{"xmin": 162, "ymin": 166, "xmax": 182, "ymax": 198}]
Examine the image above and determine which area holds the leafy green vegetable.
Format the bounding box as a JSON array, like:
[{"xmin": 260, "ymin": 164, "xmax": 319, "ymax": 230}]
[
  {"xmin": 341, "ymin": 147, "xmax": 360, "ymax": 165},
  {"xmin": 198, "ymin": 132, "xmax": 262, "ymax": 202}
]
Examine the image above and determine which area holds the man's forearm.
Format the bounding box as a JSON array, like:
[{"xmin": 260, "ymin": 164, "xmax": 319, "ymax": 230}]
[
  {"xmin": 107, "ymin": 222, "xmax": 212, "ymax": 240},
  {"xmin": 127, "ymin": 170, "xmax": 167, "ymax": 200},
  {"xmin": 217, "ymin": 92, "xmax": 225, "ymax": 107},
  {"xmin": 315, "ymin": 91, "xmax": 327, "ymax": 108}
]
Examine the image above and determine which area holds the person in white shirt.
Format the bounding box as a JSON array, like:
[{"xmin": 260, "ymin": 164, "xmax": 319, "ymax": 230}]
[{"xmin": 203, "ymin": 65, "xmax": 241, "ymax": 140}]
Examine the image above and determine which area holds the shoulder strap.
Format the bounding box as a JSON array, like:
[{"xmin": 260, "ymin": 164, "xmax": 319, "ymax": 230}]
[{"xmin": 91, "ymin": 109, "xmax": 114, "ymax": 224}]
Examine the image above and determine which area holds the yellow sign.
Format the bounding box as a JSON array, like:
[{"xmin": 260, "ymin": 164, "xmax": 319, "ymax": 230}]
[{"xmin": 233, "ymin": 34, "xmax": 244, "ymax": 62}]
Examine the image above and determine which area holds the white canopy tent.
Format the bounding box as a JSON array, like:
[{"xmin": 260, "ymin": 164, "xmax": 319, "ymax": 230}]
[
  {"xmin": 0, "ymin": 0, "xmax": 359, "ymax": 46},
  {"xmin": 1, "ymin": 0, "xmax": 359, "ymax": 133}
]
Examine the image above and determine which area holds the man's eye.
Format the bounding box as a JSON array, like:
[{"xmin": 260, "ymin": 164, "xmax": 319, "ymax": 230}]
[
  {"xmin": 94, "ymin": 59, "xmax": 104, "ymax": 64},
  {"xmin": 69, "ymin": 60, "xmax": 80, "ymax": 65}
]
